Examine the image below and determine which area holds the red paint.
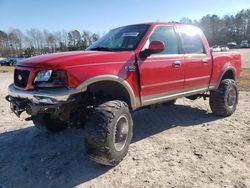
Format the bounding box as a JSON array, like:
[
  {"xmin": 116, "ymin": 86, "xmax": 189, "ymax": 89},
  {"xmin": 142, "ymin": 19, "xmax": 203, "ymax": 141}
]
[
  {"xmin": 14, "ymin": 22, "xmax": 241, "ymax": 99},
  {"xmin": 148, "ymin": 41, "xmax": 165, "ymax": 53},
  {"xmin": 138, "ymin": 56, "xmax": 185, "ymax": 96}
]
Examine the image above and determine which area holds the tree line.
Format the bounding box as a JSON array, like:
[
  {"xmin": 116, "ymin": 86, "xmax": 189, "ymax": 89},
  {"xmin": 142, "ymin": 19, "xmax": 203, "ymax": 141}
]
[
  {"xmin": 180, "ymin": 9, "xmax": 250, "ymax": 46},
  {"xmin": 0, "ymin": 9, "xmax": 249, "ymax": 58},
  {"xmin": 0, "ymin": 29, "xmax": 99, "ymax": 58}
]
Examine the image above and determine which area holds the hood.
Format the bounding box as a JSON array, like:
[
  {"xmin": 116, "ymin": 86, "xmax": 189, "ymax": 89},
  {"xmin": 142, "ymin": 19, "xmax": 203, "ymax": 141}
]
[{"xmin": 17, "ymin": 50, "xmax": 135, "ymax": 69}]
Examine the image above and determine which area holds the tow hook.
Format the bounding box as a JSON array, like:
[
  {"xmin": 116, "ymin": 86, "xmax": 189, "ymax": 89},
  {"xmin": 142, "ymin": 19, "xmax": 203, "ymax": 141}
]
[
  {"xmin": 5, "ymin": 95, "xmax": 12, "ymax": 103},
  {"xmin": 6, "ymin": 95, "xmax": 25, "ymax": 117}
]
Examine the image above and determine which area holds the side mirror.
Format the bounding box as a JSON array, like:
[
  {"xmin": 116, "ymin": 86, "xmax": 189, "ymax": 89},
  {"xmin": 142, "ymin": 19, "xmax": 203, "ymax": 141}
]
[
  {"xmin": 148, "ymin": 40, "xmax": 165, "ymax": 54},
  {"xmin": 140, "ymin": 40, "xmax": 165, "ymax": 58}
]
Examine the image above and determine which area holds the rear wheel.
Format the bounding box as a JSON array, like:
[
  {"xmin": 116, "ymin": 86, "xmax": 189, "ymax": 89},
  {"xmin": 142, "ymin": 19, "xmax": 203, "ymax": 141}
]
[
  {"xmin": 84, "ymin": 100, "xmax": 133, "ymax": 166},
  {"xmin": 209, "ymin": 79, "xmax": 238, "ymax": 117},
  {"xmin": 33, "ymin": 114, "xmax": 68, "ymax": 132}
]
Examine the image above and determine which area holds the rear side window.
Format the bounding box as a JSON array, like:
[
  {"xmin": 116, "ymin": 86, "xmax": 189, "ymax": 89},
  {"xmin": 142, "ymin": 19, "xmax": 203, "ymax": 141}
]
[
  {"xmin": 149, "ymin": 26, "xmax": 179, "ymax": 55},
  {"xmin": 179, "ymin": 27, "xmax": 205, "ymax": 54}
]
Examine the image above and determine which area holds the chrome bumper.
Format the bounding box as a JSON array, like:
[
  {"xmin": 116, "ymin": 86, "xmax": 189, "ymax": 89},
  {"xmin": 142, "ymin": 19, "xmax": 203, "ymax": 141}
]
[{"xmin": 7, "ymin": 84, "xmax": 80, "ymax": 104}]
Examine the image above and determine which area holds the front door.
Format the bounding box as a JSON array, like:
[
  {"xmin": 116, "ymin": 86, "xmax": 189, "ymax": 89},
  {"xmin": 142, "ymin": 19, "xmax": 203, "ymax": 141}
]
[{"xmin": 138, "ymin": 26, "xmax": 185, "ymax": 106}]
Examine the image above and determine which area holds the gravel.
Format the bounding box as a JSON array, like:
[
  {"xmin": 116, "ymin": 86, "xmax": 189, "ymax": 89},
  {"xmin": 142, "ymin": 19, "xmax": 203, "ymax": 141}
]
[{"xmin": 0, "ymin": 72, "xmax": 249, "ymax": 188}]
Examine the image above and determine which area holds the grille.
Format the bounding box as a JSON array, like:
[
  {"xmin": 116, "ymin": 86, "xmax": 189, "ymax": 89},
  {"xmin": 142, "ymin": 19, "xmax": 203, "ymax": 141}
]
[{"xmin": 14, "ymin": 69, "xmax": 30, "ymax": 88}]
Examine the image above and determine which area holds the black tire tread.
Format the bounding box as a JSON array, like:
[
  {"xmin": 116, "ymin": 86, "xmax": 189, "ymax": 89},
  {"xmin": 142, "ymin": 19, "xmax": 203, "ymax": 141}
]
[
  {"xmin": 209, "ymin": 79, "xmax": 238, "ymax": 117},
  {"xmin": 85, "ymin": 100, "xmax": 132, "ymax": 166}
]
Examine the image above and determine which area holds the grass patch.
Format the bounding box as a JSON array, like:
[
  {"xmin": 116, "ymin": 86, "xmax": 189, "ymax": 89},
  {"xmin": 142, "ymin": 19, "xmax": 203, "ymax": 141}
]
[
  {"xmin": 239, "ymin": 68, "xmax": 250, "ymax": 91},
  {"xmin": 0, "ymin": 66, "xmax": 14, "ymax": 73}
]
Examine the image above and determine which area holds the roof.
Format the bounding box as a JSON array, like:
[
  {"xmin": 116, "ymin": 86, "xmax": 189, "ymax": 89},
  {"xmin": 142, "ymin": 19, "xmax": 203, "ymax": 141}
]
[{"xmin": 125, "ymin": 22, "xmax": 197, "ymax": 28}]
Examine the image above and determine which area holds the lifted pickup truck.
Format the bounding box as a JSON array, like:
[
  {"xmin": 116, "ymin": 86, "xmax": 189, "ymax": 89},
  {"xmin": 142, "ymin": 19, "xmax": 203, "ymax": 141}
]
[{"xmin": 6, "ymin": 23, "xmax": 241, "ymax": 166}]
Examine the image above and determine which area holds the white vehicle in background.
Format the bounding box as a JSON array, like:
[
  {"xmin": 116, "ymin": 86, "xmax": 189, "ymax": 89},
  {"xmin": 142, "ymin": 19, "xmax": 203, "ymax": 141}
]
[
  {"xmin": 240, "ymin": 40, "xmax": 249, "ymax": 48},
  {"xmin": 220, "ymin": 45, "xmax": 229, "ymax": 52},
  {"xmin": 212, "ymin": 45, "xmax": 229, "ymax": 52},
  {"xmin": 211, "ymin": 45, "xmax": 222, "ymax": 52},
  {"xmin": 227, "ymin": 42, "xmax": 237, "ymax": 48}
]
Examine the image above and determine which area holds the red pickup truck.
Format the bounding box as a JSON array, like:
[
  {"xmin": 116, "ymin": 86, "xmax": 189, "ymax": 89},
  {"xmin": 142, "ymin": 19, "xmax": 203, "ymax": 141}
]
[{"xmin": 6, "ymin": 22, "xmax": 241, "ymax": 166}]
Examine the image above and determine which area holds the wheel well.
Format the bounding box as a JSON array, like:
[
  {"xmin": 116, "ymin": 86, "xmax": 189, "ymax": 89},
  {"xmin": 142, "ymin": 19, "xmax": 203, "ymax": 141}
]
[
  {"xmin": 221, "ymin": 70, "xmax": 235, "ymax": 81},
  {"xmin": 87, "ymin": 81, "xmax": 131, "ymax": 108}
]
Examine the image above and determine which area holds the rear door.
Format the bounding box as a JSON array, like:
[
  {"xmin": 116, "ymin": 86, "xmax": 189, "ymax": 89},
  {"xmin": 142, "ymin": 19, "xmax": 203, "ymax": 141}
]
[
  {"xmin": 178, "ymin": 26, "xmax": 212, "ymax": 90},
  {"xmin": 138, "ymin": 25, "xmax": 185, "ymax": 106}
]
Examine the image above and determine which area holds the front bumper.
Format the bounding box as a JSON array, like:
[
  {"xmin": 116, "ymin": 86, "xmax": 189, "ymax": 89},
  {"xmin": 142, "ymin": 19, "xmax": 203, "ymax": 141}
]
[
  {"xmin": 6, "ymin": 84, "xmax": 82, "ymax": 117},
  {"xmin": 7, "ymin": 84, "xmax": 79, "ymax": 104}
]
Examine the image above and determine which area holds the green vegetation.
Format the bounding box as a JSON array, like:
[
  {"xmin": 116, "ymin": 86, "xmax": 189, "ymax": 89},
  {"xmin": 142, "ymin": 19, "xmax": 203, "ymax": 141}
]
[
  {"xmin": 0, "ymin": 66, "xmax": 14, "ymax": 72},
  {"xmin": 239, "ymin": 68, "xmax": 250, "ymax": 91},
  {"xmin": 0, "ymin": 29, "xmax": 99, "ymax": 58}
]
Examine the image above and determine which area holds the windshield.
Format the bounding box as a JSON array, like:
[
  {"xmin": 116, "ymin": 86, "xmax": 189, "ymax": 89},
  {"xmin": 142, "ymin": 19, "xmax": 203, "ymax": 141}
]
[{"xmin": 86, "ymin": 24, "xmax": 150, "ymax": 51}]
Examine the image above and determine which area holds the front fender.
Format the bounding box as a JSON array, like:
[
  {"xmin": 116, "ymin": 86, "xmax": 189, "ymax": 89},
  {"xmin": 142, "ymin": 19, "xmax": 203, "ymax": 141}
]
[{"xmin": 76, "ymin": 75, "xmax": 140, "ymax": 110}]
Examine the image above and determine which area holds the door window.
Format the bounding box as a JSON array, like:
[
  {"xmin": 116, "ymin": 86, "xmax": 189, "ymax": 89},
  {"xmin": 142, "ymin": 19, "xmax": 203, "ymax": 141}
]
[
  {"xmin": 179, "ymin": 28, "xmax": 205, "ymax": 54},
  {"xmin": 148, "ymin": 26, "xmax": 179, "ymax": 55}
]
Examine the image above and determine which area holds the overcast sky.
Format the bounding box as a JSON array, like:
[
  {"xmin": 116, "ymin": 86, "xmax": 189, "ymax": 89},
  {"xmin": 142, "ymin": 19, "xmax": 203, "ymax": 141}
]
[{"xmin": 0, "ymin": 0, "xmax": 249, "ymax": 33}]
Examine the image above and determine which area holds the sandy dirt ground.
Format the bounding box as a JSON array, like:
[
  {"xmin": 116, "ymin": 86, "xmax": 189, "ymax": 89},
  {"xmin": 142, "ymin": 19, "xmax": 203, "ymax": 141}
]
[
  {"xmin": 0, "ymin": 71, "xmax": 250, "ymax": 188},
  {"xmin": 0, "ymin": 48, "xmax": 250, "ymax": 188}
]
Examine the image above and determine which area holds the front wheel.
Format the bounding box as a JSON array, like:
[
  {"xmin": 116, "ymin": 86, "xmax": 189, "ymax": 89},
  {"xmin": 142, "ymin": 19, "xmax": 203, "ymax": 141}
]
[
  {"xmin": 84, "ymin": 100, "xmax": 133, "ymax": 166},
  {"xmin": 209, "ymin": 79, "xmax": 238, "ymax": 117}
]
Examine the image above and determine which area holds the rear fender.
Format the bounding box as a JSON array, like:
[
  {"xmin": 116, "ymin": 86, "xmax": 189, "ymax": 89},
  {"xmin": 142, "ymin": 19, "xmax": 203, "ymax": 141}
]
[{"xmin": 215, "ymin": 65, "xmax": 236, "ymax": 89}]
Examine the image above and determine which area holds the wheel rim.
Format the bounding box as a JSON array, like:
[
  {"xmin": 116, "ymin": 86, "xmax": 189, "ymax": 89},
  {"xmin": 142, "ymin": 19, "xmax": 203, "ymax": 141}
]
[
  {"xmin": 114, "ymin": 115, "xmax": 129, "ymax": 151},
  {"xmin": 227, "ymin": 87, "xmax": 237, "ymax": 107}
]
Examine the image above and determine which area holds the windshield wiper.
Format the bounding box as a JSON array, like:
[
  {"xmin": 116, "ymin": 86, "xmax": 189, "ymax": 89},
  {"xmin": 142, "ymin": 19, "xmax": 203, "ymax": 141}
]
[{"xmin": 88, "ymin": 47, "xmax": 114, "ymax": 51}]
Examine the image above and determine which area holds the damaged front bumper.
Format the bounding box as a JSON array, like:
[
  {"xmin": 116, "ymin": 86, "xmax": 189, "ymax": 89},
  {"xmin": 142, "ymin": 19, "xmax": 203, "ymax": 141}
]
[
  {"xmin": 6, "ymin": 84, "xmax": 81, "ymax": 117},
  {"xmin": 7, "ymin": 84, "xmax": 79, "ymax": 104}
]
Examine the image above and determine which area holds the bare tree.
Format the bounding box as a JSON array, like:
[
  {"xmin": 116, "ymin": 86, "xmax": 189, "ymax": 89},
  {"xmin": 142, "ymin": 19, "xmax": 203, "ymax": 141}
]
[{"xmin": 0, "ymin": 31, "xmax": 9, "ymax": 57}]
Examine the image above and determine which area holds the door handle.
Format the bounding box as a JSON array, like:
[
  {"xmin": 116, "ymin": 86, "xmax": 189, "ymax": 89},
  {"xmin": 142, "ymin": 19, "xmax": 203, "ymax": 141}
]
[
  {"xmin": 173, "ymin": 61, "xmax": 182, "ymax": 67},
  {"xmin": 202, "ymin": 59, "xmax": 208, "ymax": 64}
]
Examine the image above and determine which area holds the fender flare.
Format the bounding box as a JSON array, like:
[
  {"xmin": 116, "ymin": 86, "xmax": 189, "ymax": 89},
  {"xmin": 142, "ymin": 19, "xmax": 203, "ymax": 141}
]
[
  {"xmin": 215, "ymin": 67, "xmax": 236, "ymax": 89},
  {"xmin": 76, "ymin": 75, "xmax": 139, "ymax": 110}
]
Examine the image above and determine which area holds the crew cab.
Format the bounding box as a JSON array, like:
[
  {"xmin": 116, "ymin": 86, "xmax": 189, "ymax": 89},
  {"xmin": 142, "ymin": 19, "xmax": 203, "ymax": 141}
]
[{"xmin": 6, "ymin": 23, "xmax": 241, "ymax": 166}]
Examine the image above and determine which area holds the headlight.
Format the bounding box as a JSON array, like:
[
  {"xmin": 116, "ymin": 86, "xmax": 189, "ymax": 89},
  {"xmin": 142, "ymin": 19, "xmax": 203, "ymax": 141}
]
[
  {"xmin": 34, "ymin": 70, "xmax": 52, "ymax": 82},
  {"xmin": 34, "ymin": 70, "xmax": 68, "ymax": 88}
]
